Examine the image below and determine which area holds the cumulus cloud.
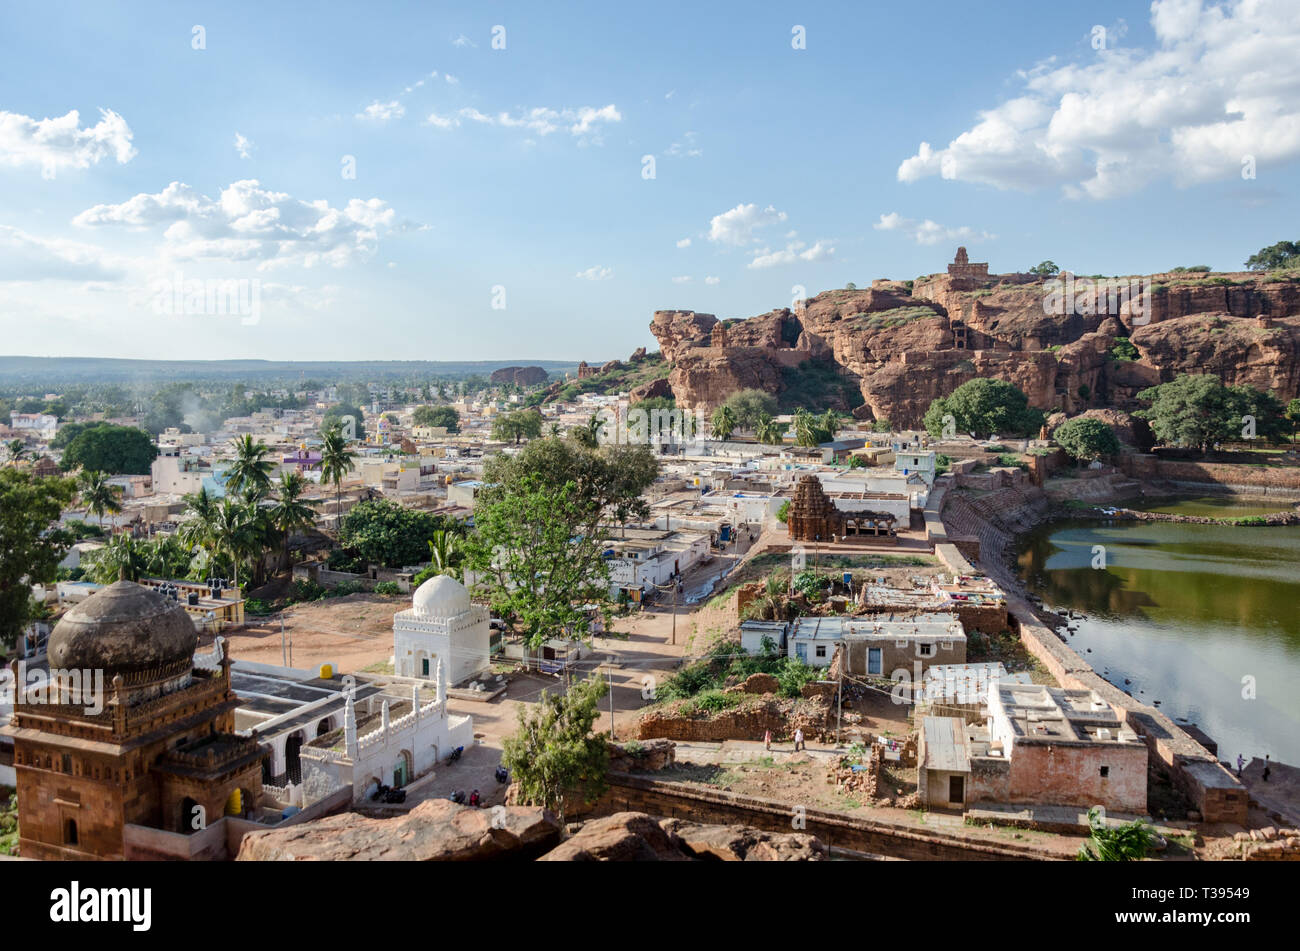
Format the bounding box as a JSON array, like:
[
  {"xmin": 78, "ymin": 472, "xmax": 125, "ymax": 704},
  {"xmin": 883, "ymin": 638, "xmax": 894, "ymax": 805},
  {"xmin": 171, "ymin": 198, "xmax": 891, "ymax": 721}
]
[
  {"xmin": 73, "ymin": 180, "xmax": 398, "ymax": 269},
  {"xmin": 357, "ymin": 100, "xmax": 405, "ymax": 122},
  {"xmin": 666, "ymin": 131, "xmax": 702, "ymax": 158},
  {"xmin": 676, "ymin": 237, "xmax": 691, "ymax": 248},
  {"xmin": 896, "ymin": 0, "xmax": 1300, "ymax": 198},
  {"xmin": 234, "ymin": 132, "xmax": 254, "ymax": 160},
  {"xmin": 425, "ymin": 112, "xmax": 460, "ymax": 129},
  {"xmin": 873, "ymin": 212, "xmax": 995, "ymax": 246},
  {"xmin": 704, "ymin": 275, "xmax": 720, "ymax": 285},
  {"xmin": 576, "ymin": 265, "xmax": 613, "ymax": 280},
  {"xmin": 0, "ymin": 108, "xmax": 136, "ymax": 179},
  {"xmin": 671, "ymin": 275, "xmax": 692, "ymax": 283},
  {"xmin": 748, "ymin": 239, "xmax": 835, "ymax": 270},
  {"xmin": 708, "ymin": 203, "xmax": 787, "ymax": 246}
]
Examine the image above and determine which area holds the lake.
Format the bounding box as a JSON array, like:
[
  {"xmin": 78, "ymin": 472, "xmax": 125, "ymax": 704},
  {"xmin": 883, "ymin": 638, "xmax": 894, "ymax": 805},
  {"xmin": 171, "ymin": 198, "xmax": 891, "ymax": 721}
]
[{"xmin": 1016, "ymin": 495, "xmax": 1300, "ymax": 765}]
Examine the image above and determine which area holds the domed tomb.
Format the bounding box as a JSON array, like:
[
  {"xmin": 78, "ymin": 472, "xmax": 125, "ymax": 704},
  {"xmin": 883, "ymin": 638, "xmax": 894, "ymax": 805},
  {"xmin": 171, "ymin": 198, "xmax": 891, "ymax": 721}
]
[{"xmin": 411, "ymin": 574, "xmax": 471, "ymax": 619}]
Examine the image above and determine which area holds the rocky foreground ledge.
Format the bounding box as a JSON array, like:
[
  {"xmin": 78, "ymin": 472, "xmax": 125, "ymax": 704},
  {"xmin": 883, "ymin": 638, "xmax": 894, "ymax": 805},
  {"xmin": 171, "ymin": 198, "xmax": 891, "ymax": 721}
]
[{"xmin": 235, "ymin": 799, "xmax": 827, "ymax": 861}]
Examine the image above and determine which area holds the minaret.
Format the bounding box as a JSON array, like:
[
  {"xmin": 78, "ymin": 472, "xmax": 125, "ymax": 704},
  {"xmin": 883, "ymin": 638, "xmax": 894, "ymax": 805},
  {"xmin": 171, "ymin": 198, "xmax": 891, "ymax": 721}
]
[
  {"xmin": 437, "ymin": 657, "xmax": 447, "ymax": 718},
  {"xmin": 344, "ymin": 692, "xmax": 358, "ymax": 758}
]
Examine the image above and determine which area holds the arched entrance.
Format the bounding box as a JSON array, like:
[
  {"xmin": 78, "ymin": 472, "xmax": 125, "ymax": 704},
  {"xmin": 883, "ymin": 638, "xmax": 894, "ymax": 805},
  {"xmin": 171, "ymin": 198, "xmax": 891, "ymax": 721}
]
[
  {"xmin": 285, "ymin": 731, "xmax": 305, "ymax": 784},
  {"xmin": 392, "ymin": 749, "xmax": 413, "ymax": 788},
  {"xmin": 316, "ymin": 717, "xmax": 333, "ymax": 738}
]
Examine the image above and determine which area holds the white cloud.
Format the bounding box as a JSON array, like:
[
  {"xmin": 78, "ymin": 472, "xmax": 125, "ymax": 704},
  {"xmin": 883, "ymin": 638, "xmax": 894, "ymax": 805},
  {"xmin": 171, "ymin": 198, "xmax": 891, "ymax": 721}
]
[
  {"xmin": 873, "ymin": 212, "xmax": 995, "ymax": 246},
  {"xmin": 444, "ymin": 74, "xmax": 459, "ymax": 85},
  {"xmin": 708, "ymin": 203, "xmax": 788, "ymax": 246},
  {"xmin": 666, "ymin": 131, "xmax": 702, "ymax": 158},
  {"xmin": 425, "ymin": 112, "xmax": 460, "ymax": 130},
  {"xmin": 357, "ymin": 100, "xmax": 405, "ymax": 122},
  {"xmin": 704, "ymin": 275, "xmax": 720, "ymax": 285},
  {"xmin": 452, "ymin": 34, "xmax": 477, "ymax": 48},
  {"xmin": 0, "ymin": 225, "xmax": 126, "ymax": 282},
  {"xmin": 73, "ymin": 179, "xmax": 399, "ymax": 270},
  {"xmin": 676, "ymin": 237, "xmax": 691, "ymax": 248},
  {"xmin": 454, "ymin": 104, "xmax": 621, "ymax": 142},
  {"xmin": 897, "ymin": 0, "xmax": 1300, "ymax": 198},
  {"xmin": 576, "ymin": 265, "xmax": 613, "ymax": 281},
  {"xmin": 234, "ymin": 132, "xmax": 254, "ymax": 160},
  {"xmin": 0, "ymin": 108, "xmax": 136, "ymax": 179},
  {"xmin": 672, "ymin": 275, "xmax": 692, "ymax": 284},
  {"xmin": 748, "ymin": 239, "xmax": 835, "ymax": 270}
]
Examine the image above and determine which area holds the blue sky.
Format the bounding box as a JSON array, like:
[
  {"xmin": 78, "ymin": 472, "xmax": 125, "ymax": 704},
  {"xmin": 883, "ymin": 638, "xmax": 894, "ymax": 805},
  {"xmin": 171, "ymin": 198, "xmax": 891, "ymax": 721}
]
[{"xmin": 1, "ymin": 0, "xmax": 1297, "ymax": 362}]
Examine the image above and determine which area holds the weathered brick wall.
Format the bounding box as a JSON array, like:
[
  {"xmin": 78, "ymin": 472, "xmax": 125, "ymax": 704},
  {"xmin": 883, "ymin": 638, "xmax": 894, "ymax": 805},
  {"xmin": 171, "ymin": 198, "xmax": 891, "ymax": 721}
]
[{"xmin": 637, "ymin": 698, "xmax": 833, "ymax": 743}]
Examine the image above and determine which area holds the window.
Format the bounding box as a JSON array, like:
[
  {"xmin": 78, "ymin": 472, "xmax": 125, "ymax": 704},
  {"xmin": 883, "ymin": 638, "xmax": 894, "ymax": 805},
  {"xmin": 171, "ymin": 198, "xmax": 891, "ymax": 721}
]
[
  {"xmin": 64, "ymin": 818, "xmax": 78, "ymax": 846},
  {"xmin": 815, "ymin": 645, "xmax": 826, "ymax": 658},
  {"xmin": 421, "ymin": 657, "xmax": 430, "ymax": 676},
  {"xmin": 61, "ymin": 753, "xmax": 72, "ymax": 773},
  {"xmin": 919, "ymin": 643, "xmax": 933, "ymax": 656},
  {"xmin": 1099, "ymin": 766, "xmax": 1109, "ymax": 778}
]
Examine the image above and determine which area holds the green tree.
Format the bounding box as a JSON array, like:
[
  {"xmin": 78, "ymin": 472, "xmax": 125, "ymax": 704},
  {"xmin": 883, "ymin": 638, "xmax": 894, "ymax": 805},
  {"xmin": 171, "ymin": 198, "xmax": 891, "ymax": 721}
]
[
  {"xmin": 0, "ymin": 470, "xmax": 77, "ymax": 652},
  {"xmin": 1244, "ymin": 240, "xmax": 1300, "ymax": 272},
  {"xmin": 710, "ymin": 405, "xmax": 737, "ymax": 441},
  {"xmin": 321, "ymin": 403, "xmax": 365, "ymax": 436},
  {"xmin": 1286, "ymin": 398, "xmax": 1300, "ymax": 440},
  {"xmin": 500, "ymin": 674, "xmax": 610, "ymax": 822},
  {"xmin": 776, "ymin": 499, "xmax": 791, "ymax": 523},
  {"xmin": 59, "ymin": 424, "xmax": 158, "ymax": 475},
  {"xmin": 268, "ymin": 471, "xmax": 320, "ymax": 571},
  {"xmin": 1135, "ymin": 374, "xmax": 1253, "ymax": 453},
  {"xmin": 1029, "ymin": 261, "xmax": 1060, "ymax": 276},
  {"xmin": 320, "ymin": 425, "xmax": 358, "ymax": 533},
  {"xmin": 411, "ymin": 405, "xmax": 460, "ymax": 432},
  {"xmin": 412, "ymin": 529, "xmax": 462, "ymax": 585},
  {"xmin": 1053, "ymin": 417, "xmax": 1120, "ymax": 462},
  {"xmin": 226, "ymin": 434, "xmax": 276, "ymax": 500},
  {"xmin": 755, "ymin": 414, "xmax": 786, "ymax": 445},
  {"xmin": 339, "ymin": 499, "xmax": 455, "ymax": 569},
  {"xmin": 466, "ymin": 439, "xmax": 658, "ymax": 647},
  {"xmin": 5, "ymin": 439, "xmax": 26, "ymax": 465},
  {"xmin": 491, "ymin": 409, "xmax": 544, "ymax": 445},
  {"xmin": 792, "ymin": 408, "xmax": 821, "ymax": 447},
  {"xmin": 82, "ymin": 533, "xmax": 147, "ymax": 584},
  {"xmin": 1228, "ymin": 385, "xmax": 1289, "ymax": 445},
  {"xmin": 77, "ymin": 469, "xmax": 123, "ymax": 529},
  {"xmin": 1076, "ymin": 807, "xmax": 1158, "ymax": 861},
  {"xmin": 923, "ymin": 378, "xmax": 1045, "ymax": 440},
  {"xmin": 722, "ymin": 389, "xmax": 778, "ymax": 431}
]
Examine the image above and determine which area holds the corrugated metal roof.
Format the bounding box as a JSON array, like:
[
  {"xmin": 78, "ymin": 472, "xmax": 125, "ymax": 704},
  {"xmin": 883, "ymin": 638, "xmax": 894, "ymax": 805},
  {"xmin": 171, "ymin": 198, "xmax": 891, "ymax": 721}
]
[{"xmin": 921, "ymin": 716, "xmax": 970, "ymax": 773}]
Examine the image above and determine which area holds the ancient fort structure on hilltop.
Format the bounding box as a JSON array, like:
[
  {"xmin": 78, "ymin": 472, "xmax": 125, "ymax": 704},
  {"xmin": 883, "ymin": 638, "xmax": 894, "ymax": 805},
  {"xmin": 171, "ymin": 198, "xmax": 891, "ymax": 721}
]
[{"xmin": 646, "ymin": 248, "xmax": 1300, "ymax": 429}]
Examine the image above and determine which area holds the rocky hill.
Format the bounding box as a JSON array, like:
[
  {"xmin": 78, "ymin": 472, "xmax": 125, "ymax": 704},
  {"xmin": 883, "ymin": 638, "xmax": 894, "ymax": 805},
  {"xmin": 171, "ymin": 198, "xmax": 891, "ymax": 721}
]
[{"xmin": 646, "ymin": 253, "xmax": 1300, "ymax": 428}]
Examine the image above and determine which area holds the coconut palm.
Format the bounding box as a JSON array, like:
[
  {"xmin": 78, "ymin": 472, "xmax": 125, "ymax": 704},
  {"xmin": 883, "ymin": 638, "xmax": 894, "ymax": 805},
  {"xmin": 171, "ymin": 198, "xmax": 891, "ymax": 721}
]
[
  {"xmin": 425, "ymin": 528, "xmax": 462, "ymax": 581},
  {"xmin": 226, "ymin": 434, "xmax": 275, "ymax": 500},
  {"xmin": 78, "ymin": 469, "xmax": 123, "ymax": 529},
  {"xmin": 5, "ymin": 439, "xmax": 27, "ymax": 465},
  {"xmin": 210, "ymin": 497, "xmax": 258, "ymax": 590},
  {"xmin": 84, "ymin": 533, "xmax": 145, "ymax": 584},
  {"xmin": 792, "ymin": 408, "xmax": 820, "ymax": 447},
  {"xmin": 178, "ymin": 486, "xmax": 220, "ymax": 555},
  {"xmin": 319, "ymin": 424, "xmax": 358, "ymax": 538},
  {"xmin": 755, "ymin": 414, "xmax": 785, "ymax": 446},
  {"xmin": 821, "ymin": 409, "xmax": 842, "ymax": 439},
  {"xmin": 268, "ymin": 471, "xmax": 320, "ymax": 571},
  {"xmin": 710, "ymin": 405, "xmax": 736, "ymax": 441}
]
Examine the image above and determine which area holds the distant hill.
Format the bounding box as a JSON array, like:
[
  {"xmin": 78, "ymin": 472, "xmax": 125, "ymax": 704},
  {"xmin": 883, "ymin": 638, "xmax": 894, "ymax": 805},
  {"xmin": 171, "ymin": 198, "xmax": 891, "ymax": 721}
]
[{"xmin": 0, "ymin": 356, "xmax": 583, "ymax": 386}]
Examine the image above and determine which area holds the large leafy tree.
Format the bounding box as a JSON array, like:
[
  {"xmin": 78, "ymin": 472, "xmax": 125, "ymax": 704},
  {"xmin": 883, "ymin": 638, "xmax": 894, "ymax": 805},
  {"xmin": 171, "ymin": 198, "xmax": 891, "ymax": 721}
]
[
  {"xmin": 226, "ymin": 434, "xmax": 276, "ymax": 500},
  {"xmin": 411, "ymin": 405, "xmax": 460, "ymax": 432},
  {"xmin": 1053, "ymin": 417, "xmax": 1120, "ymax": 462},
  {"xmin": 1244, "ymin": 240, "xmax": 1300, "ymax": 272},
  {"xmin": 491, "ymin": 409, "xmax": 543, "ymax": 445},
  {"xmin": 1136, "ymin": 374, "xmax": 1287, "ymax": 452},
  {"xmin": 466, "ymin": 439, "xmax": 658, "ymax": 647},
  {"xmin": 500, "ymin": 674, "xmax": 610, "ymax": 822},
  {"xmin": 0, "ymin": 470, "xmax": 77, "ymax": 652},
  {"xmin": 923, "ymin": 378, "xmax": 1045, "ymax": 440},
  {"xmin": 722, "ymin": 389, "xmax": 778, "ymax": 431},
  {"xmin": 59, "ymin": 424, "xmax": 158, "ymax": 475},
  {"xmin": 77, "ymin": 469, "xmax": 123, "ymax": 529},
  {"xmin": 338, "ymin": 498, "xmax": 455, "ymax": 569}
]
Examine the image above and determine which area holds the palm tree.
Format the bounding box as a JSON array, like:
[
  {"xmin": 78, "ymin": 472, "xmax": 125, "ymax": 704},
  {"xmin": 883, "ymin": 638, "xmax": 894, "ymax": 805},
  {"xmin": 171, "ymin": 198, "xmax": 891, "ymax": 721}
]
[
  {"xmin": 821, "ymin": 409, "xmax": 841, "ymax": 440},
  {"xmin": 426, "ymin": 529, "xmax": 462, "ymax": 581},
  {"xmin": 749, "ymin": 573, "xmax": 789, "ymax": 621},
  {"xmin": 319, "ymin": 425, "xmax": 358, "ymax": 538},
  {"xmin": 78, "ymin": 469, "xmax": 123, "ymax": 529},
  {"xmin": 5, "ymin": 439, "xmax": 27, "ymax": 465},
  {"xmin": 548, "ymin": 422, "xmax": 562, "ymax": 438},
  {"xmin": 84, "ymin": 533, "xmax": 145, "ymax": 584},
  {"xmin": 226, "ymin": 435, "xmax": 275, "ymax": 500},
  {"xmin": 711, "ymin": 405, "xmax": 736, "ymax": 441},
  {"xmin": 792, "ymin": 408, "xmax": 819, "ymax": 447},
  {"xmin": 211, "ymin": 497, "xmax": 258, "ymax": 590},
  {"xmin": 755, "ymin": 414, "xmax": 785, "ymax": 446},
  {"xmin": 268, "ymin": 471, "xmax": 320, "ymax": 571},
  {"xmin": 178, "ymin": 486, "xmax": 220, "ymax": 555}
]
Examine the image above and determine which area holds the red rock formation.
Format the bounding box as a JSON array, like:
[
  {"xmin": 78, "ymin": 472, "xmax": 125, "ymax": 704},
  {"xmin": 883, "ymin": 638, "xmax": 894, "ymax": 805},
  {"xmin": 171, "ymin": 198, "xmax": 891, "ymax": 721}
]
[{"xmin": 490, "ymin": 365, "xmax": 549, "ymax": 386}]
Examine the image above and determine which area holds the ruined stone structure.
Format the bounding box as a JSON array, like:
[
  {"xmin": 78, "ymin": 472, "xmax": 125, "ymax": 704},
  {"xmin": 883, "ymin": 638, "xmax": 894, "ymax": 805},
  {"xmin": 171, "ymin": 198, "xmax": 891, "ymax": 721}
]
[
  {"xmin": 786, "ymin": 474, "xmax": 897, "ymax": 542},
  {"xmin": 576, "ymin": 360, "xmax": 596, "ymax": 379},
  {"xmin": 5, "ymin": 581, "xmax": 266, "ymax": 860},
  {"xmin": 710, "ymin": 322, "xmax": 729, "ymax": 348}
]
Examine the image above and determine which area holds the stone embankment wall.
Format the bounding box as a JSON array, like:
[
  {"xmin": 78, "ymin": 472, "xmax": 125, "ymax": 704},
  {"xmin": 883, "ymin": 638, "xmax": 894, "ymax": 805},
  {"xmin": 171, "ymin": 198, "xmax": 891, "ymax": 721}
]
[
  {"xmin": 596, "ymin": 773, "xmax": 1063, "ymax": 860},
  {"xmin": 1121, "ymin": 455, "xmax": 1300, "ymax": 499}
]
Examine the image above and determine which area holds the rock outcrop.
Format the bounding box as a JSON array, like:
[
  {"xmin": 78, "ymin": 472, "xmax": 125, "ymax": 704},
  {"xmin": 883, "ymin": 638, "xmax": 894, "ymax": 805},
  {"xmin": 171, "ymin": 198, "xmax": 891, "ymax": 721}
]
[
  {"xmin": 658, "ymin": 818, "xmax": 828, "ymax": 861},
  {"xmin": 648, "ymin": 262, "xmax": 1300, "ymax": 427},
  {"xmin": 538, "ymin": 812, "xmax": 828, "ymax": 861},
  {"xmin": 490, "ymin": 365, "xmax": 549, "ymax": 386},
  {"xmin": 235, "ymin": 799, "xmax": 560, "ymax": 861}
]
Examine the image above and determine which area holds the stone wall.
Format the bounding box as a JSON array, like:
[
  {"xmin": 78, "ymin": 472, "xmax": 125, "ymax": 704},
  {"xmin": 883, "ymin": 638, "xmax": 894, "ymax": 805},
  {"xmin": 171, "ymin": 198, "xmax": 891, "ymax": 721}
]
[
  {"xmin": 637, "ymin": 697, "xmax": 833, "ymax": 743},
  {"xmin": 1118, "ymin": 456, "xmax": 1300, "ymax": 498}
]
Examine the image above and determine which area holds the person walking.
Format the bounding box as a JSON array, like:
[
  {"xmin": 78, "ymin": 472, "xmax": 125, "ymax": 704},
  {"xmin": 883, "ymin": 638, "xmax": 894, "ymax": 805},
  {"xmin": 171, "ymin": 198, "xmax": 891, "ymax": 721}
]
[
  {"xmin": 764, "ymin": 729, "xmax": 772, "ymax": 751},
  {"xmin": 1236, "ymin": 753, "xmax": 1246, "ymax": 777},
  {"xmin": 793, "ymin": 727, "xmax": 805, "ymax": 752},
  {"xmin": 1263, "ymin": 754, "xmax": 1272, "ymax": 782}
]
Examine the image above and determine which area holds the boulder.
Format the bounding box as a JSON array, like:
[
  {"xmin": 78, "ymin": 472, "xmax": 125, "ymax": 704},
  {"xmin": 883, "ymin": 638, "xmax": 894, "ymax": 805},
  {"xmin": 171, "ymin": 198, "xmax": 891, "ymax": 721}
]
[
  {"xmin": 538, "ymin": 812, "xmax": 690, "ymax": 861},
  {"xmin": 235, "ymin": 799, "xmax": 560, "ymax": 861},
  {"xmin": 659, "ymin": 818, "xmax": 827, "ymax": 861}
]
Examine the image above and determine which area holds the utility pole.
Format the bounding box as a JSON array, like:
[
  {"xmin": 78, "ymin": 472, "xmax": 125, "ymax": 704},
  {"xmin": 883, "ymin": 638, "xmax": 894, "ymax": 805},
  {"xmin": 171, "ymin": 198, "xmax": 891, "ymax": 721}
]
[
  {"xmin": 280, "ymin": 613, "xmax": 287, "ymax": 666},
  {"xmin": 607, "ymin": 663, "xmax": 615, "ymax": 739},
  {"xmin": 671, "ymin": 578, "xmax": 679, "ymax": 646}
]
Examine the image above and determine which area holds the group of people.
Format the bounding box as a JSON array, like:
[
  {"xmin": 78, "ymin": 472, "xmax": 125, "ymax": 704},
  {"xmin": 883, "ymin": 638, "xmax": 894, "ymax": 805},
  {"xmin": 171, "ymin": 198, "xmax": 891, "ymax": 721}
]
[
  {"xmin": 763, "ymin": 728, "xmax": 805, "ymax": 752},
  {"xmin": 1237, "ymin": 753, "xmax": 1272, "ymax": 782}
]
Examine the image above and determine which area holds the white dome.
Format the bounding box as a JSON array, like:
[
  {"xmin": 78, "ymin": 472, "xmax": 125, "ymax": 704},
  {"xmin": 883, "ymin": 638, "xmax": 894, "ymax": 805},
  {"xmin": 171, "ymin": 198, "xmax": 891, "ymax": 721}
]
[{"xmin": 412, "ymin": 574, "xmax": 470, "ymax": 619}]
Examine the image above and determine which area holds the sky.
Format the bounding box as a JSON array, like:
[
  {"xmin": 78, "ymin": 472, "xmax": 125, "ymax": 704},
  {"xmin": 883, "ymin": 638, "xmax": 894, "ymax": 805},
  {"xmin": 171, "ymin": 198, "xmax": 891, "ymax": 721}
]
[{"xmin": 1, "ymin": 0, "xmax": 1298, "ymax": 363}]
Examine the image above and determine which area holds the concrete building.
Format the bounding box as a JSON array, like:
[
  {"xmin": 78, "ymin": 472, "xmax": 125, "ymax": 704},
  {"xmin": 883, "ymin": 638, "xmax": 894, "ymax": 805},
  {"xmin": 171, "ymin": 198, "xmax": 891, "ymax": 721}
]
[
  {"xmin": 790, "ymin": 613, "xmax": 966, "ymax": 675},
  {"xmin": 392, "ymin": 575, "xmax": 491, "ymax": 687}
]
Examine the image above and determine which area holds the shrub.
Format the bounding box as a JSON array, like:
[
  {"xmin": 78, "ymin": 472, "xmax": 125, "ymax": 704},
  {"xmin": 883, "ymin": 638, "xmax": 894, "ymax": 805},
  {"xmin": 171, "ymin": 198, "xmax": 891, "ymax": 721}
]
[
  {"xmin": 291, "ymin": 579, "xmax": 327, "ymax": 602},
  {"xmin": 374, "ymin": 581, "xmax": 402, "ymax": 595},
  {"xmin": 244, "ymin": 598, "xmax": 273, "ymax": 616}
]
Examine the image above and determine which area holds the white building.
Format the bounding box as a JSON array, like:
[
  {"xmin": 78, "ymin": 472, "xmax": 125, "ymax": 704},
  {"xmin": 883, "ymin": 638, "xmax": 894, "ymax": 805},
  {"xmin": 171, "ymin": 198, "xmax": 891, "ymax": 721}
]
[
  {"xmin": 392, "ymin": 575, "xmax": 492, "ymax": 687},
  {"xmin": 10, "ymin": 412, "xmax": 58, "ymax": 440}
]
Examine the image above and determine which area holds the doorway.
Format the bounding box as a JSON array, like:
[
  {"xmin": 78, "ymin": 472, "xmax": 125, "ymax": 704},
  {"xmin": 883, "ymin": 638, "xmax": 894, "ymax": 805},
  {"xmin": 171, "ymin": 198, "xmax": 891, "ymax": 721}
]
[{"xmin": 948, "ymin": 775, "xmax": 965, "ymax": 805}]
